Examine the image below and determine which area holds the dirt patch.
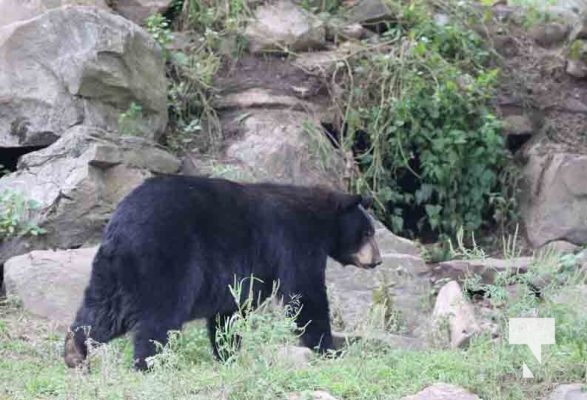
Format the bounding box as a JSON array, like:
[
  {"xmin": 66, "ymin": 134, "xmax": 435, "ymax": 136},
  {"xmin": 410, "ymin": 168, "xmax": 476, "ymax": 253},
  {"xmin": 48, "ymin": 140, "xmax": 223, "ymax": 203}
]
[
  {"xmin": 215, "ymin": 55, "xmax": 330, "ymax": 101},
  {"xmin": 492, "ymin": 20, "xmax": 587, "ymax": 154}
]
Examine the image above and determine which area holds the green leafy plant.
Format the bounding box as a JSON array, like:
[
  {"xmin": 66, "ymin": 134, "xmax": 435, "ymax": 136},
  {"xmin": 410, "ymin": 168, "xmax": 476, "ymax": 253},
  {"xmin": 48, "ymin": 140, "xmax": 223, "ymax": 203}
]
[
  {"xmin": 166, "ymin": 51, "xmax": 221, "ymax": 152},
  {"xmin": 118, "ymin": 102, "xmax": 144, "ymax": 137},
  {"xmin": 337, "ymin": 1, "xmax": 510, "ymax": 240},
  {"xmin": 0, "ymin": 189, "xmax": 45, "ymax": 240},
  {"xmin": 145, "ymin": 13, "xmax": 174, "ymax": 58},
  {"xmin": 0, "ymin": 164, "xmax": 9, "ymax": 177}
]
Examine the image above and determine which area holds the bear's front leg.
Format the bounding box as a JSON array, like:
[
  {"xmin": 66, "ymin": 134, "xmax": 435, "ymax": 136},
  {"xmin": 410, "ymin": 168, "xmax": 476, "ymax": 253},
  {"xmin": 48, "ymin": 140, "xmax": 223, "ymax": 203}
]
[{"xmin": 286, "ymin": 285, "xmax": 335, "ymax": 355}]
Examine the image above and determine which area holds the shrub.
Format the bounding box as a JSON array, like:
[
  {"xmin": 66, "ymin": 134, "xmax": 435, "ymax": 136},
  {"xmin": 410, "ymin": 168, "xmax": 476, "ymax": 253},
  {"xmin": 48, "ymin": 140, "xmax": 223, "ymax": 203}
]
[
  {"xmin": 0, "ymin": 189, "xmax": 45, "ymax": 240},
  {"xmin": 339, "ymin": 2, "xmax": 512, "ymax": 240}
]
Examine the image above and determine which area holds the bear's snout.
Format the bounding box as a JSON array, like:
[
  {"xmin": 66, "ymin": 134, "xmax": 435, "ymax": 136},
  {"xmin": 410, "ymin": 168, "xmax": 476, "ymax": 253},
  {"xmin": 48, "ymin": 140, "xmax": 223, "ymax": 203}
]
[{"xmin": 352, "ymin": 236, "xmax": 382, "ymax": 269}]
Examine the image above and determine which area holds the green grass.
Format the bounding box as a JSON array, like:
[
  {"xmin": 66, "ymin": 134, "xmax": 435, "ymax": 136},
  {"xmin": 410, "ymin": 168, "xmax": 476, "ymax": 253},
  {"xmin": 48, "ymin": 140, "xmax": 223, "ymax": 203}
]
[{"xmin": 1, "ymin": 251, "xmax": 586, "ymax": 400}]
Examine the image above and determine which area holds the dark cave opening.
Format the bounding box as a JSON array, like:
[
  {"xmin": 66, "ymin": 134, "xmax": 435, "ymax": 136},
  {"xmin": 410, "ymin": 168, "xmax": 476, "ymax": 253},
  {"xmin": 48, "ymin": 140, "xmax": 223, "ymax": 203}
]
[
  {"xmin": 0, "ymin": 264, "xmax": 4, "ymax": 298},
  {"xmin": 0, "ymin": 146, "xmax": 46, "ymax": 174}
]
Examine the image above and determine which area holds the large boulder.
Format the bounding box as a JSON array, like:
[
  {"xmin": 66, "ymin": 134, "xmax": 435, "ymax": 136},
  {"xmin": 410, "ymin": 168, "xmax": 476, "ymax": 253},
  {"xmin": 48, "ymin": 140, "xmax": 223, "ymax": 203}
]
[
  {"xmin": 326, "ymin": 221, "xmax": 431, "ymax": 338},
  {"xmin": 0, "ymin": 126, "xmax": 180, "ymax": 265},
  {"xmin": 0, "ymin": 6, "xmax": 168, "ymax": 148},
  {"xmin": 0, "ymin": 0, "xmax": 111, "ymax": 27},
  {"xmin": 520, "ymin": 143, "xmax": 587, "ymax": 247},
  {"xmin": 3, "ymin": 246, "xmax": 97, "ymax": 329}
]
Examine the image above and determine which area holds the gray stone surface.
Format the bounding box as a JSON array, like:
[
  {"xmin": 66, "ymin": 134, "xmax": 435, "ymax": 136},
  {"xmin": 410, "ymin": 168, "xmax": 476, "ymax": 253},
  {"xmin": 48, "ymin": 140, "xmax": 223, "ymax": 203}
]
[
  {"xmin": 432, "ymin": 281, "xmax": 480, "ymax": 349},
  {"xmin": 401, "ymin": 383, "xmax": 480, "ymax": 400},
  {"xmin": 550, "ymin": 384, "xmax": 587, "ymax": 400},
  {"xmin": 4, "ymin": 246, "xmax": 98, "ymax": 329},
  {"xmin": 244, "ymin": 0, "xmax": 325, "ymax": 54},
  {"xmin": 521, "ymin": 144, "xmax": 587, "ymax": 247},
  {"xmin": 0, "ymin": 126, "xmax": 180, "ymax": 265},
  {"xmin": 0, "ymin": 6, "xmax": 168, "ymax": 147},
  {"xmin": 326, "ymin": 222, "xmax": 431, "ymax": 338}
]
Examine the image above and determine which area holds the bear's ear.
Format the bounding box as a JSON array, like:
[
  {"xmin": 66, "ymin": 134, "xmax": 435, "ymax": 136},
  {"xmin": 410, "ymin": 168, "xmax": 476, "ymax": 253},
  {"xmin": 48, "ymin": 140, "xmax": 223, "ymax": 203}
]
[
  {"xmin": 334, "ymin": 194, "xmax": 362, "ymax": 213},
  {"xmin": 360, "ymin": 196, "xmax": 373, "ymax": 210}
]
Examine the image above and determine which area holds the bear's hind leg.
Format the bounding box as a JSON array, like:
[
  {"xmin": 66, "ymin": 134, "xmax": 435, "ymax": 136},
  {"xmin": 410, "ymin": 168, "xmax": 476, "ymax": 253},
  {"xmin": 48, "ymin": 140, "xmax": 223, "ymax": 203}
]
[
  {"xmin": 132, "ymin": 317, "xmax": 183, "ymax": 371},
  {"xmin": 207, "ymin": 313, "xmax": 242, "ymax": 362}
]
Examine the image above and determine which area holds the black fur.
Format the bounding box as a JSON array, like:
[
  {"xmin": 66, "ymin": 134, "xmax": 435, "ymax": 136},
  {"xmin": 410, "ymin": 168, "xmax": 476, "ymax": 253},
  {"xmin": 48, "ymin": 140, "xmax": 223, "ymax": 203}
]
[{"xmin": 66, "ymin": 175, "xmax": 377, "ymax": 370}]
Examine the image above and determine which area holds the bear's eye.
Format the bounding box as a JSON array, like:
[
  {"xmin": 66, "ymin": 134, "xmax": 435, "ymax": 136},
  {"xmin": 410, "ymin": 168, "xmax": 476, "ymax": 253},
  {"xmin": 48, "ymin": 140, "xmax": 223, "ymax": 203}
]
[{"xmin": 363, "ymin": 230, "xmax": 373, "ymax": 238}]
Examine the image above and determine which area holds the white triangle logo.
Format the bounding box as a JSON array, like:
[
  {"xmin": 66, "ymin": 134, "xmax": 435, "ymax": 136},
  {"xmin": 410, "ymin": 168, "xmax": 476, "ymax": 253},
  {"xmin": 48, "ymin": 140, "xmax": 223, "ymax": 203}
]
[{"xmin": 522, "ymin": 363, "xmax": 534, "ymax": 379}]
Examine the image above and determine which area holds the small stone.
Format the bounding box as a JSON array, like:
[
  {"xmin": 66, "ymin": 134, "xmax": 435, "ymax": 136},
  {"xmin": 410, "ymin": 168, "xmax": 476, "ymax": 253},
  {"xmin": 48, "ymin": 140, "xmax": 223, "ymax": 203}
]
[
  {"xmin": 112, "ymin": 0, "xmax": 174, "ymax": 25},
  {"xmin": 276, "ymin": 345, "xmax": 313, "ymax": 368},
  {"xmin": 287, "ymin": 391, "xmax": 339, "ymax": 400},
  {"xmin": 540, "ymin": 240, "xmax": 580, "ymax": 255},
  {"xmin": 566, "ymin": 59, "xmax": 587, "ymax": 78},
  {"xmin": 244, "ymin": 0, "xmax": 325, "ymax": 54},
  {"xmin": 570, "ymin": 14, "xmax": 587, "ymax": 42},
  {"xmin": 347, "ymin": 0, "xmax": 394, "ymax": 25},
  {"xmin": 340, "ymin": 23, "xmax": 366, "ymax": 40},
  {"xmin": 432, "ymin": 281, "xmax": 481, "ymax": 349},
  {"xmin": 503, "ymin": 115, "xmax": 533, "ymax": 136},
  {"xmin": 549, "ymin": 383, "xmax": 587, "ymax": 400},
  {"xmin": 401, "ymin": 383, "xmax": 480, "ymax": 400},
  {"xmin": 531, "ymin": 23, "xmax": 570, "ymax": 47}
]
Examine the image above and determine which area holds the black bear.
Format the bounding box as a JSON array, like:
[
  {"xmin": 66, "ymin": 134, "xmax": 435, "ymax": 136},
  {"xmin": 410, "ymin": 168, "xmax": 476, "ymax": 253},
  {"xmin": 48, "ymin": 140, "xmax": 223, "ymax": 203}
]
[{"xmin": 64, "ymin": 175, "xmax": 382, "ymax": 371}]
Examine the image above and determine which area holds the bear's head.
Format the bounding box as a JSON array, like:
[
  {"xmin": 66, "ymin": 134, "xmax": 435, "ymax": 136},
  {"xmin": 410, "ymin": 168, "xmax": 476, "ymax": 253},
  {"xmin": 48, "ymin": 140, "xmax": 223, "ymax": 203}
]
[{"xmin": 330, "ymin": 194, "xmax": 382, "ymax": 269}]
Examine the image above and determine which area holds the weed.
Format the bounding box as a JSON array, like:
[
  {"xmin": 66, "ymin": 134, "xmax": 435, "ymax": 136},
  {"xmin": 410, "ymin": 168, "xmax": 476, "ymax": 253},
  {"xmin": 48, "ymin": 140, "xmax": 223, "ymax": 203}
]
[
  {"xmin": 118, "ymin": 102, "xmax": 144, "ymax": 137},
  {"xmin": 145, "ymin": 13, "xmax": 174, "ymax": 58},
  {"xmin": 0, "ymin": 164, "xmax": 8, "ymax": 177},
  {"xmin": 0, "ymin": 189, "xmax": 45, "ymax": 240},
  {"xmin": 332, "ymin": 0, "xmax": 511, "ymax": 242}
]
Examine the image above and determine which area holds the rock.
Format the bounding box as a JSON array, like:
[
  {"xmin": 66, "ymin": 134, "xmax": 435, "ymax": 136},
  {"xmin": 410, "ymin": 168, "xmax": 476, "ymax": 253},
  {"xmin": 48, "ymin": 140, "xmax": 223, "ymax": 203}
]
[
  {"xmin": 0, "ymin": 6, "xmax": 168, "ymax": 147},
  {"xmin": 324, "ymin": 18, "xmax": 367, "ymax": 42},
  {"xmin": 552, "ymin": 285, "xmax": 587, "ymax": 310},
  {"xmin": 4, "ymin": 246, "xmax": 97, "ymax": 329},
  {"xmin": 431, "ymin": 257, "xmax": 533, "ymax": 285},
  {"xmin": 287, "ymin": 391, "xmax": 339, "ymax": 400},
  {"xmin": 503, "ymin": 115, "xmax": 533, "ymax": 136},
  {"xmin": 0, "ymin": 0, "xmax": 111, "ymax": 27},
  {"xmin": 112, "ymin": 0, "xmax": 173, "ymax": 25},
  {"xmin": 347, "ymin": 0, "xmax": 394, "ymax": 26},
  {"xmin": 540, "ymin": 240, "xmax": 580, "ymax": 254},
  {"xmin": 276, "ymin": 345, "xmax": 313, "ymax": 368},
  {"xmin": 570, "ymin": 14, "xmax": 587, "ymax": 42},
  {"xmin": 531, "ymin": 22, "xmax": 569, "ymax": 47},
  {"xmin": 549, "ymin": 383, "xmax": 587, "ymax": 400},
  {"xmin": 432, "ymin": 281, "xmax": 480, "ymax": 349},
  {"xmin": 292, "ymin": 42, "xmax": 363, "ymax": 76},
  {"xmin": 340, "ymin": 23, "xmax": 366, "ymax": 40},
  {"xmin": 201, "ymin": 109, "xmax": 345, "ymax": 189},
  {"xmin": 326, "ymin": 223, "xmax": 431, "ymax": 338},
  {"xmin": 0, "ymin": 126, "xmax": 180, "ymax": 265},
  {"xmin": 401, "ymin": 383, "xmax": 480, "ymax": 400},
  {"xmin": 566, "ymin": 59, "xmax": 587, "ymax": 78},
  {"xmin": 520, "ymin": 145, "xmax": 587, "ymax": 247},
  {"xmin": 566, "ymin": 40, "xmax": 587, "ymax": 78},
  {"xmin": 244, "ymin": 0, "xmax": 325, "ymax": 54},
  {"xmin": 191, "ymin": 54, "xmax": 348, "ymax": 189},
  {"xmin": 502, "ymin": 115, "xmax": 534, "ymax": 152}
]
